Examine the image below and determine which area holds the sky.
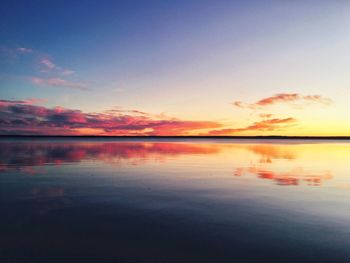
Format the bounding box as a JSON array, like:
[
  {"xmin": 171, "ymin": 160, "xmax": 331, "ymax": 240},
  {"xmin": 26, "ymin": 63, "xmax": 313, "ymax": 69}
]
[{"xmin": 1, "ymin": 0, "xmax": 350, "ymax": 136}]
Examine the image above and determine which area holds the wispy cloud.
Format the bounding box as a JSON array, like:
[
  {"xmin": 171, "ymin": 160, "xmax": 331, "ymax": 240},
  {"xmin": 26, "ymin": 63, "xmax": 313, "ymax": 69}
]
[
  {"xmin": 0, "ymin": 46, "xmax": 33, "ymax": 58},
  {"xmin": 208, "ymin": 117, "xmax": 296, "ymax": 135},
  {"xmin": 31, "ymin": 77, "xmax": 88, "ymax": 90},
  {"xmin": 61, "ymin": 69, "xmax": 74, "ymax": 76},
  {"xmin": 233, "ymin": 93, "xmax": 332, "ymax": 109},
  {"xmin": 16, "ymin": 47, "xmax": 33, "ymax": 53},
  {"xmin": 0, "ymin": 99, "xmax": 221, "ymax": 135},
  {"xmin": 39, "ymin": 56, "xmax": 74, "ymax": 75},
  {"xmin": 2, "ymin": 45, "xmax": 81, "ymax": 91},
  {"xmin": 34, "ymin": 56, "xmax": 80, "ymax": 89},
  {"xmin": 40, "ymin": 57, "xmax": 56, "ymax": 70},
  {"xmin": 259, "ymin": 113, "xmax": 273, "ymax": 118}
]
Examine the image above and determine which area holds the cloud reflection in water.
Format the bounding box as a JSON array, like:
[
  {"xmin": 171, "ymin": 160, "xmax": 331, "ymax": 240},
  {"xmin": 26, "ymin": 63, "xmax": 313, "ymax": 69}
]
[{"xmin": 0, "ymin": 140, "xmax": 343, "ymax": 187}]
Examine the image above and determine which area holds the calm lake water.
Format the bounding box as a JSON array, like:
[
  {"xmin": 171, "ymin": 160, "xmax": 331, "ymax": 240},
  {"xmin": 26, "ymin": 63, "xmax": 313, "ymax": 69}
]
[{"xmin": 1, "ymin": 138, "xmax": 350, "ymax": 262}]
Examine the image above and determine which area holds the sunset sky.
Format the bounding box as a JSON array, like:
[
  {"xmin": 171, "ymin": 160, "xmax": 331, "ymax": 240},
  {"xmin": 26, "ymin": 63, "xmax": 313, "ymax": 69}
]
[{"xmin": 1, "ymin": 0, "xmax": 350, "ymax": 136}]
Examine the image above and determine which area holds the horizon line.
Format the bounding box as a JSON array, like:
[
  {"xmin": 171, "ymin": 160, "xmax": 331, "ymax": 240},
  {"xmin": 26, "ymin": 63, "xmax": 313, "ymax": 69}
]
[{"xmin": 1, "ymin": 135, "xmax": 350, "ymax": 140}]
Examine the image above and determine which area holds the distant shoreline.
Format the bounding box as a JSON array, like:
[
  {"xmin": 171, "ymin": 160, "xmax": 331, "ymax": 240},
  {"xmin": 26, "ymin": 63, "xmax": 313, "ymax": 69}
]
[{"xmin": 1, "ymin": 135, "xmax": 350, "ymax": 140}]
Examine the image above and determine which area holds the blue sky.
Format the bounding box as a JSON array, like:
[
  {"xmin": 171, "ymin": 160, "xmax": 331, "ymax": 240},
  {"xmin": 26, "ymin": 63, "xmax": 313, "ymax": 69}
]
[{"xmin": 1, "ymin": 0, "xmax": 350, "ymax": 135}]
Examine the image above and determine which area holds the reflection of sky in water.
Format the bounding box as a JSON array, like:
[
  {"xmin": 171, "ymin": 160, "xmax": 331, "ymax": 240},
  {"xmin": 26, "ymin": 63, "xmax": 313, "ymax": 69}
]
[
  {"xmin": 1, "ymin": 139, "xmax": 348, "ymax": 187},
  {"xmin": 1, "ymin": 139, "xmax": 350, "ymax": 262}
]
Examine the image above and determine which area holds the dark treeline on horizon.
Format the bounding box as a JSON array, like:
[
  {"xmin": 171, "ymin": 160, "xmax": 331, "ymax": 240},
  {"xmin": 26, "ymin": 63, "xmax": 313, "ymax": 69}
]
[{"xmin": 1, "ymin": 135, "xmax": 350, "ymax": 140}]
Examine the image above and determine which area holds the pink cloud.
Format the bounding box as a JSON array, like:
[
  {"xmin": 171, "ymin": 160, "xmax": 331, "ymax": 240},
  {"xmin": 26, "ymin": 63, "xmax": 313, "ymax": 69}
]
[
  {"xmin": 39, "ymin": 57, "xmax": 74, "ymax": 75},
  {"xmin": 233, "ymin": 93, "xmax": 332, "ymax": 109},
  {"xmin": 37, "ymin": 55, "xmax": 75, "ymax": 76},
  {"xmin": 0, "ymin": 99, "xmax": 222, "ymax": 136},
  {"xmin": 40, "ymin": 58, "xmax": 56, "ymax": 70},
  {"xmin": 208, "ymin": 117, "xmax": 297, "ymax": 135}
]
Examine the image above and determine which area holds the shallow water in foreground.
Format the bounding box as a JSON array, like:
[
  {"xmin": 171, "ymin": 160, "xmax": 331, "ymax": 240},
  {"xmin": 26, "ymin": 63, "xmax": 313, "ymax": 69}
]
[{"xmin": 1, "ymin": 138, "xmax": 350, "ymax": 262}]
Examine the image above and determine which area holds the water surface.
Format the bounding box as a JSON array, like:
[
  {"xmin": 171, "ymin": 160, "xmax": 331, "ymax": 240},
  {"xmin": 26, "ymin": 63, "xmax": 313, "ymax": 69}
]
[{"xmin": 1, "ymin": 138, "xmax": 350, "ymax": 262}]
